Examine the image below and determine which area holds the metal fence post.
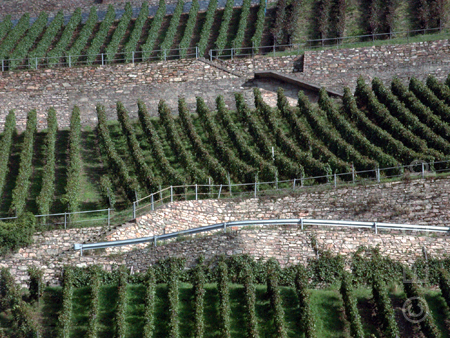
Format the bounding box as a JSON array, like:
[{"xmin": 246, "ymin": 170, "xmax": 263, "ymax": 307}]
[
  {"xmin": 273, "ymin": 44, "xmax": 275, "ymax": 57},
  {"xmin": 301, "ymin": 218, "xmax": 304, "ymax": 230},
  {"xmin": 231, "ymin": 48, "xmax": 234, "ymax": 60},
  {"xmin": 133, "ymin": 202, "xmax": 136, "ymax": 219},
  {"xmin": 352, "ymin": 165, "xmax": 355, "ymax": 184},
  {"xmin": 218, "ymin": 184, "xmax": 222, "ymax": 198},
  {"xmin": 228, "ymin": 174, "xmax": 232, "ymax": 197},
  {"xmin": 293, "ymin": 179, "xmax": 296, "ymax": 190},
  {"xmin": 254, "ymin": 179, "xmax": 257, "ymax": 198},
  {"xmin": 377, "ymin": 167, "xmax": 380, "ymax": 183},
  {"xmin": 35, "ymin": 57, "xmax": 38, "ymax": 69},
  {"xmin": 107, "ymin": 208, "xmax": 110, "ymax": 227},
  {"xmin": 334, "ymin": 173, "xmax": 337, "ymax": 188},
  {"xmin": 132, "ymin": 51, "xmax": 135, "ymax": 64},
  {"xmin": 101, "ymin": 53, "xmax": 104, "ymax": 66},
  {"xmin": 151, "ymin": 194, "xmax": 154, "ymax": 211},
  {"xmin": 209, "ymin": 49, "xmax": 212, "ymax": 62},
  {"xmin": 1, "ymin": 60, "xmax": 3, "ymax": 72},
  {"xmin": 68, "ymin": 55, "xmax": 71, "ymax": 68},
  {"xmin": 64, "ymin": 212, "xmax": 67, "ymax": 230},
  {"xmin": 421, "ymin": 162, "xmax": 425, "ymax": 179},
  {"xmin": 223, "ymin": 222, "xmax": 227, "ymax": 233},
  {"xmin": 154, "ymin": 235, "xmax": 157, "ymax": 247},
  {"xmin": 170, "ymin": 186, "xmax": 173, "ymax": 202},
  {"xmin": 195, "ymin": 184, "xmax": 198, "ymax": 200},
  {"xmin": 164, "ymin": 50, "xmax": 167, "ymax": 61},
  {"xmin": 374, "ymin": 222, "xmax": 378, "ymax": 234}
]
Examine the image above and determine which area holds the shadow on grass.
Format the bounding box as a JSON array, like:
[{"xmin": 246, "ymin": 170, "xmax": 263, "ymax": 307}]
[
  {"xmin": 42, "ymin": 287, "xmax": 63, "ymax": 338},
  {"xmin": 126, "ymin": 284, "xmax": 146, "ymax": 338},
  {"xmin": 26, "ymin": 131, "xmax": 46, "ymax": 214},
  {"xmin": 204, "ymin": 284, "xmax": 220, "ymax": 338},
  {"xmin": 52, "ymin": 130, "xmax": 69, "ymax": 213},
  {"xmin": 179, "ymin": 283, "xmax": 194, "ymax": 337},
  {"xmin": 71, "ymin": 286, "xmax": 91, "ymax": 338},
  {"xmin": 153, "ymin": 284, "xmax": 169, "ymax": 337},
  {"xmin": 309, "ymin": 289, "xmax": 347, "ymax": 338},
  {"xmin": 98, "ymin": 284, "xmax": 118, "ymax": 338},
  {"xmin": 280, "ymin": 286, "xmax": 304, "ymax": 338}
]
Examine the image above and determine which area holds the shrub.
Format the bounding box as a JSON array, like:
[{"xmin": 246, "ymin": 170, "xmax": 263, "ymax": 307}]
[
  {"xmin": 106, "ymin": 2, "xmax": 133, "ymax": 63},
  {"xmin": 0, "ymin": 15, "xmax": 12, "ymax": 42},
  {"xmin": 86, "ymin": 5, "xmax": 115, "ymax": 65},
  {"xmin": 141, "ymin": 0, "xmax": 166, "ymax": 61},
  {"xmin": 124, "ymin": 3, "xmax": 149, "ymax": 63},
  {"xmin": 159, "ymin": 0, "xmax": 184, "ymax": 59},
  {"xmin": 67, "ymin": 6, "xmax": 98, "ymax": 65},
  {"xmin": 179, "ymin": 0, "xmax": 199, "ymax": 58},
  {"xmin": 197, "ymin": 0, "xmax": 217, "ymax": 56},
  {"xmin": 0, "ymin": 213, "xmax": 35, "ymax": 255},
  {"xmin": 316, "ymin": 0, "xmax": 332, "ymax": 40},
  {"xmin": 168, "ymin": 261, "xmax": 180, "ymax": 338},
  {"xmin": 47, "ymin": 8, "xmax": 82, "ymax": 67},
  {"xmin": 330, "ymin": 0, "xmax": 346, "ymax": 38},
  {"xmin": 215, "ymin": 0, "xmax": 234, "ymax": 55},
  {"xmin": 10, "ymin": 110, "xmax": 37, "ymax": 216}
]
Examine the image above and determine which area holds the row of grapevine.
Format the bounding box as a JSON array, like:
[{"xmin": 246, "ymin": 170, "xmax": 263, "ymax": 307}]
[
  {"xmin": 251, "ymin": 0, "xmax": 266, "ymax": 52},
  {"xmin": 86, "ymin": 5, "xmax": 115, "ymax": 65},
  {"xmin": 371, "ymin": 273, "xmax": 399, "ymax": 338},
  {"xmin": 0, "ymin": 14, "xmax": 30, "ymax": 60},
  {"xmin": 179, "ymin": 0, "xmax": 199, "ymax": 58},
  {"xmin": 158, "ymin": 100, "xmax": 209, "ymax": 183},
  {"xmin": 0, "ymin": 112, "xmax": 15, "ymax": 200},
  {"xmin": 86, "ymin": 267, "xmax": 100, "ymax": 338},
  {"xmin": 115, "ymin": 266, "xmax": 128, "ymax": 337},
  {"xmin": 295, "ymin": 266, "xmax": 317, "ymax": 338},
  {"xmin": 29, "ymin": 11, "xmax": 64, "ymax": 66},
  {"xmin": 340, "ymin": 272, "xmax": 364, "ymax": 338},
  {"xmin": 58, "ymin": 268, "xmax": 74, "ymax": 338},
  {"xmin": 47, "ymin": 8, "xmax": 82, "ymax": 67},
  {"xmin": 216, "ymin": 95, "xmax": 277, "ymax": 182},
  {"xmin": 372, "ymin": 78, "xmax": 450, "ymax": 156},
  {"xmin": 143, "ymin": 268, "xmax": 156, "ymax": 338},
  {"xmin": 427, "ymin": 75, "xmax": 450, "ymax": 107},
  {"xmin": 196, "ymin": 0, "xmax": 217, "ymax": 56},
  {"xmin": 235, "ymin": 93, "xmax": 306, "ymax": 179},
  {"xmin": 99, "ymin": 175, "xmax": 116, "ymax": 209},
  {"xmin": 242, "ymin": 263, "xmax": 259, "ymax": 337},
  {"xmin": 168, "ymin": 263, "xmax": 180, "ymax": 338},
  {"xmin": 9, "ymin": 12, "xmax": 48, "ymax": 70},
  {"xmin": 62, "ymin": 107, "xmax": 82, "ymax": 213},
  {"xmin": 106, "ymin": 2, "xmax": 133, "ymax": 63},
  {"xmin": 196, "ymin": 96, "xmax": 256, "ymax": 182},
  {"xmin": 138, "ymin": 100, "xmax": 185, "ymax": 185},
  {"xmin": 232, "ymin": 0, "xmax": 252, "ymax": 54},
  {"xmin": 142, "ymin": 0, "xmax": 166, "ymax": 61},
  {"xmin": 67, "ymin": 7, "xmax": 98, "ymax": 64},
  {"xmin": 10, "ymin": 110, "xmax": 37, "ymax": 216},
  {"xmin": 318, "ymin": 88, "xmax": 399, "ymax": 169},
  {"xmin": 439, "ymin": 269, "xmax": 450, "ymax": 310},
  {"xmin": 215, "ymin": 0, "xmax": 234, "ymax": 55},
  {"xmin": 217, "ymin": 261, "xmax": 231, "ymax": 337},
  {"xmin": 391, "ymin": 78, "xmax": 450, "ymax": 142},
  {"xmin": 96, "ymin": 104, "xmax": 139, "ymax": 202},
  {"xmin": 275, "ymin": 89, "xmax": 350, "ymax": 174},
  {"xmin": 124, "ymin": 2, "xmax": 149, "ymax": 63},
  {"xmin": 178, "ymin": 98, "xmax": 228, "ymax": 184},
  {"xmin": 36, "ymin": 109, "xmax": 58, "ymax": 217},
  {"xmin": 298, "ymin": 91, "xmax": 378, "ymax": 171},
  {"xmin": 254, "ymin": 89, "xmax": 329, "ymax": 177},
  {"xmin": 0, "ymin": 15, "xmax": 12, "ymax": 42},
  {"xmin": 192, "ymin": 262, "xmax": 205, "ymax": 337},
  {"xmin": 117, "ymin": 101, "xmax": 159, "ymax": 192},
  {"xmin": 266, "ymin": 259, "xmax": 287, "ymax": 338},
  {"xmin": 159, "ymin": 0, "xmax": 184, "ymax": 59},
  {"xmin": 342, "ymin": 88, "xmax": 421, "ymax": 164}
]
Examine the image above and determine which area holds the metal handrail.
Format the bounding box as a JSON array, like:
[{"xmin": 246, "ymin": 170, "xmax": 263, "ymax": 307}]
[{"xmin": 73, "ymin": 218, "xmax": 450, "ymax": 255}]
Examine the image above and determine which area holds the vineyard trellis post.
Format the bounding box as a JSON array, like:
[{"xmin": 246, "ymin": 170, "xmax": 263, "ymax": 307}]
[
  {"xmin": 151, "ymin": 194, "xmax": 154, "ymax": 211},
  {"xmin": 195, "ymin": 184, "xmax": 198, "ymax": 200},
  {"xmin": 133, "ymin": 202, "xmax": 136, "ymax": 219},
  {"xmin": 170, "ymin": 186, "xmax": 173, "ymax": 202},
  {"xmin": 293, "ymin": 179, "xmax": 296, "ymax": 190},
  {"xmin": 422, "ymin": 162, "xmax": 425, "ymax": 179},
  {"xmin": 376, "ymin": 167, "xmax": 380, "ymax": 183},
  {"xmin": 101, "ymin": 53, "xmax": 104, "ymax": 66},
  {"xmin": 373, "ymin": 222, "xmax": 378, "ymax": 234},
  {"xmin": 64, "ymin": 212, "xmax": 67, "ymax": 229},
  {"xmin": 218, "ymin": 184, "xmax": 222, "ymax": 198},
  {"xmin": 107, "ymin": 208, "xmax": 110, "ymax": 227},
  {"xmin": 68, "ymin": 55, "xmax": 71, "ymax": 67},
  {"xmin": 334, "ymin": 173, "xmax": 337, "ymax": 188}
]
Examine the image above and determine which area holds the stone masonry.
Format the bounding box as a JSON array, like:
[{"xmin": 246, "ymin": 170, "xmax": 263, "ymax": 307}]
[{"xmin": 1, "ymin": 176, "xmax": 450, "ymax": 287}]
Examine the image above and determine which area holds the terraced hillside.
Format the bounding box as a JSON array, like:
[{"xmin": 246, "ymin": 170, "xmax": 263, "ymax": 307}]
[
  {"xmin": 0, "ymin": 0, "xmax": 273, "ymax": 70},
  {"xmin": 2, "ymin": 252, "xmax": 450, "ymax": 337},
  {"xmin": 1, "ymin": 75, "xmax": 450, "ymax": 218}
]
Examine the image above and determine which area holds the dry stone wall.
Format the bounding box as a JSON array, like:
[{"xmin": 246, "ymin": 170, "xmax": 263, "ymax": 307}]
[{"xmin": 2, "ymin": 176, "xmax": 450, "ymax": 287}]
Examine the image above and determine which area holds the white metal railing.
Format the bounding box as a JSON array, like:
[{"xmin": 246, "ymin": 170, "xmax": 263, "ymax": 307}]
[
  {"xmin": 131, "ymin": 159, "xmax": 450, "ymax": 219},
  {"xmin": 73, "ymin": 218, "xmax": 450, "ymax": 255}
]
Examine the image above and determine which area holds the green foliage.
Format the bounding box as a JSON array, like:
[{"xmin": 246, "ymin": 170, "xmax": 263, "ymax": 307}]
[
  {"xmin": 99, "ymin": 175, "xmax": 116, "ymax": 209},
  {"xmin": 178, "ymin": 98, "xmax": 228, "ymax": 184},
  {"xmin": 28, "ymin": 11, "xmax": 64, "ymax": 66},
  {"xmin": 0, "ymin": 15, "xmax": 12, "ymax": 42},
  {"xmin": 217, "ymin": 261, "xmax": 231, "ymax": 338},
  {"xmin": 232, "ymin": 0, "xmax": 251, "ymax": 54},
  {"xmin": 0, "ymin": 112, "xmax": 15, "ymax": 201},
  {"xmin": 47, "ymin": 8, "xmax": 82, "ymax": 67},
  {"xmin": 115, "ymin": 266, "xmax": 128, "ymax": 338},
  {"xmin": 62, "ymin": 107, "xmax": 82, "ymax": 213},
  {"xmin": 27, "ymin": 266, "xmax": 44, "ymax": 303},
  {"xmin": 96, "ymin": 104, "xmax": 139, "ymax": 202},
  {"xmin": 372, "ymin": 77, "xmax": 449, "ymax": 156},
  {"xmin": 139, "ymin": 100, "xmax": 184, "ymax": 186},
  {"xmin": 59, "ymin": 267, "xmax": 74, "ymax": 338},
  {"xmin": 330, "ymin": 0, "xmax": 346, "ymax": 38},
  {"xmin": 36, "ymin": 108, "xmax": 58, "ymax": 218},
  {"xmin": 193, "ymin": 260, "xmax": 205, "ymax": 338},
  {"xmin": 10, "ymin": 110, "xmax": 37, "ymax": 216},
  {"xmin": 159, "ymin": 99, "xmax": 209, "ymax": 183},
  {"xmin": 197, "ymin": 96, "xmax": 255, "ymax": 182},
  {"xmin": 67, "ymin": 6, "xmax": 98, "ymax": 64},
  {"xmin": 0, "ymin": 213, "xmax": 35, "ymax": 255},
  {"xmin": 0, "ymin": 13, "xmax": 30, "ymax": 61},
  {"xmin": 215, "ymin": 0, "xmax": 234, "ymax": 55},
  {"xmin": 141, "ymin": 0, "xmax": 166, "ymax": 61},
  {"xmin": 143, "ymin": 267, "xmax": 156, "ymax": 338},
  {"xmin": 266, "ymin": 259, "xmax": 287, "ymax": 338},
  {"xmin": 179, "ymin": 0, "xmax": 199, "ymax": 58},
  {"xmin": 340, "ymin": 272, "xmax": 364, "ymax": 338},
  {"xmin": 251, "ymin": 0, "xmax": 266, "ymax": 51},
  {"xmin": 168, "ymin": 261, "xmax": 180, "ymax": 338},
  {"xmin": 410, "ymin": 76, "xmax": 450, "ymax": 124},
  {"xmin": 86, "ymin": 266, "xmax": 100, "ymax": 338},
  {"xmin": 106, "ymin": 2, "xmax": 133, "ymax": 63},
  {"xmin": 286, "ymin": 0, "xmax": 302, "ymax": 42},
  {"xmin": 294, "ymin": 266, "xmax": 317, "ymax": 338},
  {"xmin": 427, "ymin": 75, "xmax": 450, "ymax": 106},
  {"xmin": 342, "ymin": 87, "xmax": 419, "ymax": 164},
  {"xmin": 9, "ymin": 12, "xmax": 47, "ymax": 70},
  {"xmin": 439, "ymin": 269, "xmax": 450, "ymax": 310},
  {"xmin": 271, "ymin": 0, "xmax": 287, "ymax": 44},
  {"xmin": 318, "ymin": 88, "xmax": 399, "ymax": 168},
  {"xmin": 119, "ymin": 101, "xmax": 160, "ymax": 191},
  {"xmin": 197, "ymin": 0, "xmax": 217, "ymax": 56},
  {"xmin": 242, "ymin": 262, "xmax": 259, "ymax": 338},
  {"xmin": 404, "ymin": 269, "xmax": 441, "ymax": 337},
  {"xmin": 216, "ymin": 95, "xmax": 276, "ymax": 182},
  {"xmin": 159, "ymin": 0, "xmax": 184, "ymax": 59},
  {"xmin": 316, "ymin": 0, "xmax": 332, "ymax": 39},
  {"xmin": 86, "ymin": 5, "xmax": 115, "ymax": 65},
  {"xmin": 299, "ymin": 90, "xmax": 378, "ymax": 171},
  {"xmin": 124, "ymin": 3, "xmax": 149, "ymax": 63}
]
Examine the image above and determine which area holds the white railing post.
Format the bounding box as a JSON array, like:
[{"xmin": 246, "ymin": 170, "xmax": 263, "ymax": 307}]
[
  {"xmin": 334, "ymin": 173, "xmax": 337, "ymax": 187},
  {"xmin": 218, "ymin": 184, "xmax": 222, "ymax": 198},
  {"xmin": 133, "ymin": 202, "xmax": 136, "ymax": 219},
  {"xmin": 68, "ymin": 55, "xmax": 71, "ymax": 68},
  {"xmin": 132, "ymin": 51, "xmax": 135, "ymax": 64},
  {"xmin": 228, "ymin": 174, "xmax": 232, "ymax": 197},
  {"xmin": 374, "ymin": 222, "xmax": 378, "ymax": 234},
  {"xmin": 254, "ymin": 180, "xmax": 257, "ymax": 198},
  {"xmin": 107, "ymin": 208, "xmax": 110, "ymax": 227},
  {"xmin": 154, "ymin": 235, "xmax": 157, "ymax": 247},
  {"xmin": 209, "ymin": 49, "xmax": 212, "ymax": 61},
  {"xmin": 101, "ymin": 53, "xmax": 104, "ymax": 66},
  {"xmin": 35, "ymin": 57, "xmax": 38, "ymax": 69},
  {"xmin": 170, "ymin": 186, "xmax": 173, "ymax": 202},
  {"xmin": 377, "ymin": 167, "xmax": 380, "ymax": 183},
  {"xmin": 421, "ymin": 162, "xmax": 425, "ymax": 179},
  {"xmin": 301, "ymin": 218, "xmax": 304, "ymax": 230},
  {"xmin": 223, "ymin": 222, "xmax": 227, "ymax": 233},
  {"xmin": 1, "ymin": 59, "xmax": 4, "ymax": 71},
  {"xmin": 151, "ymin": 194, "xmax": 154, "ymax": 211},
  {"xmin": 164, "ymin": 50, "xmax": 167, "ymax": 61},
  {"xmin": 64, "ymin": 212, "xmax": 67, "ymax": 230},
  {"xmin": 195, "ymin": 184, "xmax": 198, "ymax": 200},
  {"xmin": 352, "ymin": 165, "xmax": 355, "ymax": 184},
  {"xmin": 293, "ymin": 179, "xmax": 296, "ymax": 190}
]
